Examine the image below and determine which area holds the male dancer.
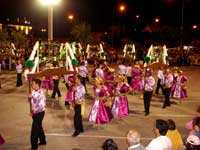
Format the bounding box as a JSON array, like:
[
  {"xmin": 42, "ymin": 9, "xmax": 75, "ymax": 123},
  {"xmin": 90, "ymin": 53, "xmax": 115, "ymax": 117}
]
[
  {"xmin": 162, "ymin": 68, "xmax": 173, "ymax": 108},
  {"xmin": 72, "ymin": 76, "xmax": 86, "ymax": 137},
  {"xmin": 29, "ymin": 79, "xmax": 46, "ymax": 150},
  {"xmin": 143, "ymin": 69, "xmax": 155, "ymax": 116}
]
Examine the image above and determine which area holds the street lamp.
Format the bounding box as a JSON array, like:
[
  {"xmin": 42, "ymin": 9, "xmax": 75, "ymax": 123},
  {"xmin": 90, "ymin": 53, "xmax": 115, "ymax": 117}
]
[
  {"xmin": 119, "ymin": 5, "xmax": 126, "ymax": 12},
  {"xmin": 38, "ymin": 0, "xmax": 61, "ymax": 41},
  {"xmin": 155, "ymin": 17, "xmax": 160, "ymax": 23},
  {"xmin": 68, "ymin": 14, "xmax": 74, "ymax": 21},
  {"xmin": 192, "ymin": 25, "xmax": 198, "ymax": 30}
]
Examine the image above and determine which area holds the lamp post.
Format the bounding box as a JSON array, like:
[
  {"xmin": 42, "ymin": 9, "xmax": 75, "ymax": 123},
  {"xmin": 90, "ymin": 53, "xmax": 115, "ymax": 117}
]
[{"xmin": 38, "ymin": 0, "xmax": 61, "ymax": 41}]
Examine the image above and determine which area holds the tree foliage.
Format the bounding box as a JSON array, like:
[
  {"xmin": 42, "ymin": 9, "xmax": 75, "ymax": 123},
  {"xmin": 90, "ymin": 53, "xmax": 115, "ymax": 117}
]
[
  {"xmin": 70, "ymin": 22, "xmax": 93, "ymax": 44},
  {"xmin": 11, "ymin": 31, "xmax": 26, "ymax": 46}
]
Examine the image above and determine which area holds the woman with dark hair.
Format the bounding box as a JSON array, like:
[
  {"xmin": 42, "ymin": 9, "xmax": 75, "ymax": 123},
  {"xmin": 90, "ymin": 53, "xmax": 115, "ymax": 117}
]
[
  {"xmin": 166, "ymin": 119, "xmax": 184, "ymax": 150},
  {"xmin": 102, "ymin": 139, "xmax": 118, "ymax": 150}
]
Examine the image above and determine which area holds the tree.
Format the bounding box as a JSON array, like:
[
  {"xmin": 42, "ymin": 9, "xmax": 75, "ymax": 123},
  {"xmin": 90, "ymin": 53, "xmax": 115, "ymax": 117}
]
[
  {"xmin": 11, "ymin": 31, "xmax": 26, "ymax": 47},
  {"xmin": 0, "ymin": 30, "xmax": 9, "ymax": 47},
  {"xmin": 70, "ymin": 22, "xmax": 93, "ymax": 44}
]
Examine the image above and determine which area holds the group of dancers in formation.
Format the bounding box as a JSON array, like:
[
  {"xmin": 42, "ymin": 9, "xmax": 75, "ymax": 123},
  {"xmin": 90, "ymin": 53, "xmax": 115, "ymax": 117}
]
[{"xmin": 40, "ymin": 59, "xmax": 188, "ymax": 126}]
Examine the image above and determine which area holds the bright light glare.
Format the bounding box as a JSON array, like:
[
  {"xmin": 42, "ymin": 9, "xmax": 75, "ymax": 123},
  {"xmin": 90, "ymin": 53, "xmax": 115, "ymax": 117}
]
[
  {"xmin": 155, "ymin": 18, "xmax": 160, "ymax": 23},
  {"xmin": 38, "ymin": 0, "xmax": 61, "ymax": 5},
  {"xmin": 192, "ymin": 25, "xmax": 197, "ymax": 29},
  {"xmin": 119, "ymin": 5, "xmax": 125, "ymax": 12},
  {"xmin": 68, "ymin": 15, "xmax": 74, "ymax": 20}
]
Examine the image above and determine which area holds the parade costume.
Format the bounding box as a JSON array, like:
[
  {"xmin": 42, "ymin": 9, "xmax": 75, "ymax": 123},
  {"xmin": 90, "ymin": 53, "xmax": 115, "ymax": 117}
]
[
  {"xmin": 30, "ymin": 88, "xmax": 46, "ymax": 150},
  {"xmin": 130, "ymin": 66, "xmax": 143, "ymax": 92},
  {"xmin": 171, "ymin": 72, "xmax": 187, "ymax": 99},
  {"xmin": 161, "ymin": 70, "xmax": 173, "ymax": 108},
  {"xmin": 126, "ymin": 65, "xmax": 133, "ymax": 85},
  {"xmin": 88, "ymin": 83, "xmax": 113, "ymax": 124},
  {"xmin": 78, "ymin": 63, "xmax": 88, "ymax": 91},
  {"xmin": 111, "ymin": 77, "xmax": 130, "ymax": 118},
  {"xmin": 143, "ymin": 73, "xmax": 155, "ymax": 116},
  {"xmin": 155, "ymin": 69, "xmax": 164, "ymax": 95},
  {"xmin": 64, "ymin": 75, "xmax": 75, "ymax": 106},
  {"xmin": 41, "ymin": 76, "xmax": 54, "ymax": 90},
  {"xmin": 16, "ymin": 62, "xmax": 23, "ymax": 87},
  {"xmin": 72, "ymin": 81, "xmax": 86, "ymax": 137},
  {"xmin": 118, "ymin": 64, "xmax": 127, "ymax": 75}
]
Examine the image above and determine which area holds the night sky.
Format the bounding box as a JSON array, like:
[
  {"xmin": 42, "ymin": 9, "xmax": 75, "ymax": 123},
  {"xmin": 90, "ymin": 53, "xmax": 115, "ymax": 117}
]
[{"xmin": 0, "ymin": 0, "xmax": 199, "ymax": 32}]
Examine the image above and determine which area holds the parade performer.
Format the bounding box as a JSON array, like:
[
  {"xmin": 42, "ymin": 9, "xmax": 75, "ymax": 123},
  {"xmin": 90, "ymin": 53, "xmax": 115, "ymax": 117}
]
[
  {"xmin": 88, "ymin": 77, "xmax": 112, "ymax": 124},
  {"xmin": 155, "ymin": 67, "xmax": 164, "ymax": 95},
  {"xmin": 72, "ymin": 76, "xmax": 86, "ymax": 137},
  {"xmin": 103, "ymin": 62, "xmax": 116, "ymax": 97},
  {"xmin": 41, "ymin": 63, "xmax": 54, "ymax": 97},
  {"xmin": 111, "ymin": 74, "xmax": 130, "ymax": 118},
  {"xmin": 95, "ymin": 63, "xmax": 104, "ymax": 78},
  {"xmin": 130, "ymin": 65, "xmax": 143, "ymax": 93},
  {"xmin": 126, "ymin": 64, "xmax": 133, "ymax": 85},
  {"xmin": 161, "ymin": 68, "xmax": 174, "ymax": 108},
  {"xmin": 171, "ymin": 70, "xmax": 187, "ymax": 101},
  {"xmin": 16, "ymin": 59, "xmax": 23, "ymax": 87},
  {"xmin": 78, "ymin": 61, "xmax": 88, "ymax": 92},
  {"xmin": 118, "ymin": 60, "xmax": 127, "ymax": 75},
  {"xmin": 51, "ymin": 62, "xmax": 61, "ymax": 99},
  {"xmin": 29, "ymin": 79, "xmax": 46, "ymax": 150},
  {"xmin": 143, "ymin": 69, "xmax": 155, "ymax": 116},
  {"xmin": 64, "ymin": 75, "xmax": 75, "ymax": 109}
]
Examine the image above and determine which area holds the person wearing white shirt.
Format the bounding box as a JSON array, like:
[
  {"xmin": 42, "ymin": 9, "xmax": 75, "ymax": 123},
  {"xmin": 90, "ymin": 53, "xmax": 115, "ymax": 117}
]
[
  {"xmin": 95, "ymin": 64, "xmax": 104, "ymax": 78},
  {"xmin": 78, "ymin": 61, "xmax": 88, "ymax": 91},
  {"xmin": 142, "ymin": 70, "xmax": 155, "ymax": 116},
  {"xmin": 126, "ymin": 64, "xmax": 133, "ymax": 85},
  {"xmin": 16, "ymin": 59, "xmax": 23, "ymax": 87},
  {"xmin": 146, "ymin": 119, "xmax": 172, "ymax": 150},
  {"xmin": 161, "ymin": 68, "xmax": 173, "ymax": 108},
  {"xmin": 127, "ymin": 129, "xmax": 145, "ymax": 150},
  {"xmin": 155, "ymin": 67, "xmax": 164, "ymax": 95}
]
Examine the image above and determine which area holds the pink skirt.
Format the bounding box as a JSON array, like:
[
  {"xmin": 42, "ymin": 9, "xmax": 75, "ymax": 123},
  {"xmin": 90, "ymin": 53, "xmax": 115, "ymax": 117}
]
[
  {"xmin": 65, "ymin": 87, "xmax": 73, "ymax": 103},
  {"xmin": 88, "ymin": 100, "xmax": 111, "ymax": 124},
  {"xmin": 111, "ymin": 96, "xmax": 129, "ymax": 118},
  {"xmin": 130, "ymin": 76, "xmax": 143, "ymax": 91}
]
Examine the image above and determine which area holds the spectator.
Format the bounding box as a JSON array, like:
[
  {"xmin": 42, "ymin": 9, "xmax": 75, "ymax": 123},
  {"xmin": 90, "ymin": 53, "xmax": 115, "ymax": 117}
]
[
  {"xmin": 166, "ymin": 119, "xmax": 184, "ymax": 150},
  {"xmin": 185, "ymin": 105, "xmax": 200, "ymax": 134},
  {"xmin": 186, "ymin": 135, "xmax": 200, "ymax": 150},
  {"xmin": 193, "ymin": 117, "xmax": 200, "ymax": 138},
  {"xmin": 102, "ymin": 139, "xmax": 118, "ymax": 150},
  {"xmin": 146, "ymin": 119, "xmax": 172, "ymax": 150},
  {"xmin": 126, "ymin": 129, "xmax": 145, "ymax": 150}
]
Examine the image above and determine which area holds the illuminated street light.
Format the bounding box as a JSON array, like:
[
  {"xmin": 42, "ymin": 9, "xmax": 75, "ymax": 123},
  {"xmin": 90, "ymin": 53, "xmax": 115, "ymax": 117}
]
[
  {"xmin": 68, "ymin": 14, "xmax": 74, "ymax": 20},
  {"xmin": 192, "ymin": 25, "xmax": 198, "ymax": 29},
  {"xmin": 136, "ymin": 15, "xmax": 140, "ymax": 19},
  {"xmin": 119, "ymin": 4, "xmax": 126, "ymax": 12},
  {"xmin": 38, "ymin": 0, "xmax": 61, "ymax": 41},
  {"xmin": 155, "ymin": 18, "xmax": 160, "ymax": 23},
  {"xmin": 38, "ymin": 0, "xmax": 61, "ymax": 5}
]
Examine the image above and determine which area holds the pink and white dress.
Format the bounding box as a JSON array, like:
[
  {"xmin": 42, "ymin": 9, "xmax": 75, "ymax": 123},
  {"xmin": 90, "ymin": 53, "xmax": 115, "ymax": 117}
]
[
  {"xmin": 130, "ymin": 68, "xmax": 143, "ymax": 92},
  {"xmin": 65, "ymin": 76, "xmax": 75, "ymax": 104},
  {"xmin": 171, "ymin": 75, "xmax": 187, "ymax": 99},
  {"xmin": 111, "ymin": 83, "xmax": 129, "ymax": 118},
  {"xmin": 41, "ymin": 76, "xmax": 54, "ymax": 90},
  {"xmin": 88, "ymin": 86, "xmax": 112, "ymax": 124}
]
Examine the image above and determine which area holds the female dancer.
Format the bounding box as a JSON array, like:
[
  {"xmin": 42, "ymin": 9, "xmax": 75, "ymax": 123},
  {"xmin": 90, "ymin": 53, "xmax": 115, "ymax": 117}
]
[
  {"xmin": 88, "ymin": 77, "xmax": 112, "ymax": 124},
  {"xmin": 111, "ymin": 74, "xmax": 130, "ymax": 118},
  {"xmin": 171, "ymin": 70, "xmax": 187, "ymax": 103}
]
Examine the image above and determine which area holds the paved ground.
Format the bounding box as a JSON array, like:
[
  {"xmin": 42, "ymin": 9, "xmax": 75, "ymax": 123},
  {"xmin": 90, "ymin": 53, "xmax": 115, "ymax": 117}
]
[{"xmin": 0, "ymin": 66, "xmax": 200, "ymax": 150}]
